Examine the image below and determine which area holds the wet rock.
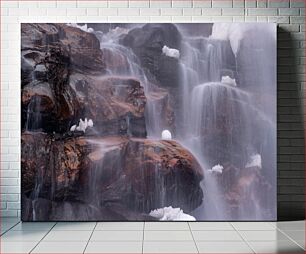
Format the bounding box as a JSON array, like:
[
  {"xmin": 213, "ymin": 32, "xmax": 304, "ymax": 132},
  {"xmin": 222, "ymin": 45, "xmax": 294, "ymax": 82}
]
[
  {"xmin": 21, "ymin": 132, "xmax": 52, "ymax": 198},
  {"xmin": 21, "ymin": 23, "xmax": 59, "ymax": 50},
  {"xmin": 145, "ymin": 84, "xmax": 175, "ymax": 134},
  {"xmin": 21, "ymin": 134, "xmax": 203, "ymax": 220},
  {"xmin": 56, "ymin": 24, "xmax": 106, "ymax": 73},
  {"xmin": 21, "ymin": 23, "xmax": 107, "ymax": 133},
  {"xmin": 123, "ymin": 138, "xmax": 204, "ymax": 213},
  {"xmin": 101, "ymin": 47, "xmax": 131, "ymax": 75},
  {"xmin": 120, "ymin": 24, "xmax": 182, "ymax": 88},
  {"xmin": 69, "ymin": 74, "xmax": 147, "ymax": 137}
]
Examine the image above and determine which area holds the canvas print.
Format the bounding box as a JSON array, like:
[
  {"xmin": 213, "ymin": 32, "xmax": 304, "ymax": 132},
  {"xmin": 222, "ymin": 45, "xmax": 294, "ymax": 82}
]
[{"xmin": 21, "ymin": 23, "xmax": 276, "ymax": 221}]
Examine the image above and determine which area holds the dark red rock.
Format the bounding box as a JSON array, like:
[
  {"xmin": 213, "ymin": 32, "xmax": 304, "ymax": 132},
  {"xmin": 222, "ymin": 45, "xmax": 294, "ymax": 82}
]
[
  {"xmin": 21, "ymin": 133, "xmax": 204, "ymax": 220},
  {"xmin": 69, "ymin": 73, "xmax": 147, "ymax": 137},
  {"xmin": 120, "ymin": 24, "xmax": 182, "ymax": 88}
]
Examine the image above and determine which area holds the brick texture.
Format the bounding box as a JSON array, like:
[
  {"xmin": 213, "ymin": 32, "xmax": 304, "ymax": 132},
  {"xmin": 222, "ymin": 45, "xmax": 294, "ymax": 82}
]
[{"xmin": 0, "ymin": 0, "xmax": 304, "ymax": 220}]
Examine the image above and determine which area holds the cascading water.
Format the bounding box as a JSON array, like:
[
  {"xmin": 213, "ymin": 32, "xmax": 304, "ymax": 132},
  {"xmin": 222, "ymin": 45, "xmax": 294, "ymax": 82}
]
[
  {"xmin": 25, "ymin": 23, "xmax": 275, "ymax": 221},
  {"xmin": 88, "ymin": 23, "xmax": 276, "ymax": 220},
  {"xmin": 96, "ymin": 28, "xmax": 165, "ymax": 138},
  {"xmin": 25, "ymin": 96, "xmax": 42, "ymax": 131},
  {"xmin": 175, "ymin": 24, "xmax": 276, "ymax": 220}
]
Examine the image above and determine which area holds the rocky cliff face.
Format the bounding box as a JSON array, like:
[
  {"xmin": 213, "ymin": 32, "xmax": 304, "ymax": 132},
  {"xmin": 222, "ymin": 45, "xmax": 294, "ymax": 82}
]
[
  {"xmin": 120, "ymin": 24, "xmax": 182, "ymax": 89},
  {"xmin": 22, "ymin": 133, "xmax": 203, "ymax": 221},
  {"xmin": 21, "ymin": 23, "xmax": 204, "ymax": 221},
  {"xmin": 21, "ymin": 23, "xmax": 147, "ymax": 137}
]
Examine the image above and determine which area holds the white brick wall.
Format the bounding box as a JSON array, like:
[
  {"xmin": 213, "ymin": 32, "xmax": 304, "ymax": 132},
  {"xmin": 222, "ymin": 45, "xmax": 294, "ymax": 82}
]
[{"xmin": 0, "ymin": 0, "xmax": 305, "ymax": 218}]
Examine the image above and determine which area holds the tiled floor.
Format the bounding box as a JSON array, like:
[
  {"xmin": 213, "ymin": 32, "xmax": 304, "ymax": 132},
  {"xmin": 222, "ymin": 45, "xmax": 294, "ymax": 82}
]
[{"xmin": 0, "ymin": 218, "xmax": 304, "ymax": 253}]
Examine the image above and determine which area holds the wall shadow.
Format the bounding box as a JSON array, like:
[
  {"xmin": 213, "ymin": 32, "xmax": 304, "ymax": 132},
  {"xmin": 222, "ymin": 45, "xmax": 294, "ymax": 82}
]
[{"xmin": 277, "ymin": 27, "xmax": 305, "ymax": 221}]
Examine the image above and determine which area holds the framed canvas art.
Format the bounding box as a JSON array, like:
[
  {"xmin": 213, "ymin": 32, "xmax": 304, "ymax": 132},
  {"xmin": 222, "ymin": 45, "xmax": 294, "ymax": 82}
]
[{"xmin": 21, "ymin": 23, "xmax": 276, "ymax": 221}]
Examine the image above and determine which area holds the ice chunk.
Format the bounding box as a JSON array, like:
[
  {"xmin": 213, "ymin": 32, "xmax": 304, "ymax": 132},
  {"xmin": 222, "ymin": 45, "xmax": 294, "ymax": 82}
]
[
  {"xmin": 207, "ymin": 164, "xmax": 223, "ymax": 174},
  {"xmin": 88, "ymin": 119, "xmax": 94, "ymax": 127},
  {"xmin": 210, "ymin": 23, "xmax": 276, "ymax": 56},
  {"xmin": 161, "ymin": 130, "xmax": 172, "ymax": 140},
  {"xmin": 70, "ymin": 118, "xmax": 94, "ymax": 133},
  {"xmin": 221, "ymin": 76, "xmax": 237, "ymax": 87},
  {"xmin": 149, "ymin": 206, "xmax": 196, "ymax": 221},
  {"xmin": 70, "ymin": 125, "xmax": 77, "ymax": 132},
  {"xmin": 245, "ymin": 154, "xmax": 262, "ymax": 168},
  {"xmin": 162, "ymin": 45, "xmax": 180, "ymax": 59},
  {"xmin": 66, "ymin": 23, "xmax": 94, "ymax": 33}
]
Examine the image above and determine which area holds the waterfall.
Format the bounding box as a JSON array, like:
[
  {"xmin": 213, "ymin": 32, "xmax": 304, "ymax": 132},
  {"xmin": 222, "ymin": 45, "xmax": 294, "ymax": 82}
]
[
  {"xmin": 95, "ymin": 29, "xmax": 164, "ymax": 138},
  {"xmin": 91, "ymin": 24, "xmax": 276, "ymax": 220},
  {"xmin": 25, "ymin": 96, "xmax": 42, "ymax": 131},
  {"xmin": 44, "ymin": 23, "xmax": 274, "ymax": 221},
  {"xmin": 175, "ymin": 25, "xmax": 275, "ymax": 220}
]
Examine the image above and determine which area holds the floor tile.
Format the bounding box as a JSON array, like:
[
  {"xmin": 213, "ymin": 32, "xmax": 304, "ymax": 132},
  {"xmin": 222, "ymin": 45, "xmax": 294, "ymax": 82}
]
[
  {"xmin": 282, "ymin": 230, "xmax": 305, "ymax": 249},
  {"xmin": 0, "ymin": 241, "xmax": 37, "ymax": 253},
  {"xmin": 0, "ymin": 230, "xmax": 47, "ymax": 242},
  {"xmin": 145, "ymin": 222, "xmax": 190, "ymax": 231},
  {"xmin": 96, "ymin": 222, "xmax": 144, "ymax": 231},
  {"xmin": 52, "ymin": 222, "xmax": 96, "ymax": 231},
  {"xmin": 295, "ymin": 240, "xmax": 305, "ymax": 250},
  {"xmin": 42, "ymin": 230, "xmax": 92, "ymax": 242},
  {"xmin": 196, "ymin": 241, "xmax": 253, "ymax": 253},
  {"xmin": 232, "ymin": 222, "xmax": 275, "ymax": 231},
  {"xmin": 282, "ymin": 230, "xmax": 305, "ymax": 241},
  {"xmin": 192, "ymin": 230, "xmax": 243, "ymax": 241},
  {"xmin": 189, "ymin": 222, "xmax": 234, "ymax": 231},
  {"xmin": 276, "ymin": 221, "xmax": 305, "ymax": 231},
  {"xmin": 32, "ymin": 241, "xmax": 87, "ymax": 253},
  {"xmin": 90, "ymin": 230, "xmax": 143, "ymax": 241},
  {"xmin": 249, "ymin": 240, "xmax": 304, "ymax": 253},
  {"xmin": 239, "ymin": 230, "xmax": 290, "ymax": 241},
  {"xmin": 1, "ymin": 218, "xmax": 21, "ymax": 223},
  {"xmin": 144, "ymin": 230, "xmax": 193, "ymax": 241},
  {"xmin": 143, "ymin": 241, "xmax": 198, "ymax": 253},
  {"xmin": 1, "ymin": 222, "xmax": 21, "ymax": 234},
  {"xmin": 85, "ymin": 241, "xmax": 143, "ymax": 253},
  {"xmin": 12, "ymin": 222, "xmax": 55, "ymax": 231}
]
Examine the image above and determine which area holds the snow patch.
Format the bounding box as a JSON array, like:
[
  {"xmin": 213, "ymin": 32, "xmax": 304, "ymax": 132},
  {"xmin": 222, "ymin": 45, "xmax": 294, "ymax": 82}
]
[
  {"xmin": 66, "ymin": 23, "xmax": 94, "ymax": 33},
  {"xmin": 149, "ymin": 206, "xmax": 196, "ymax": 221},
  {"xmin": 70, "ymin": 118, "xmax": 94, "ymax": 133},
  {"xmin": 221, "ymin": 76, "xmax": 237, "ymax": 87},
  {"xmin": 210, "ymin": 23, "xmax": 275, "ymax": 56},
  {"xmin": 207, "ymin": 164, "xmax": 223, "ymax": 174},
  {"xmin": 245, "ymin": 154, "xmax": 262, "ymax": 168},
  {"xmin": 162, "ymin": 45, "xmax": 180, "ymax": 59},
  {"xmin": 161, "ymin": 129, "xmax": 172, "ymax": 140},
  {"xmin": 210, "ymin": 23, "xmax": 244, "ymax": 56}
]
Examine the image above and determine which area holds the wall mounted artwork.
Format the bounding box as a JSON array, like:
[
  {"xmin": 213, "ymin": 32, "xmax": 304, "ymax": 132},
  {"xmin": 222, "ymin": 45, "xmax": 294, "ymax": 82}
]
[{"xmin": 21, "ymin": 23, "xmax": 276, "ymax": 221}]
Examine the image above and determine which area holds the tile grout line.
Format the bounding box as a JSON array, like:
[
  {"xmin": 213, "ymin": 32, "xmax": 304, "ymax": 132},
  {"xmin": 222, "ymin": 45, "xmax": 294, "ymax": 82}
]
[
  {"xmin": 276, "ymin": 227, "xmax": 306, "ymax": 251},
  {"xmin": 29, "ymin": 222, "xmax": 58, "ymax": 254},
  {"xmin": 188, "ymin": 222, "xmax": 200, "ymax": 254},
  {"xmin": 83, "ymin": 222, "xmax": 97, "ymax": 254},
  {"xmin": 0, "ymin": 220, "xmax": 20, "ymax": 236},
  {"xmin": 142, "ymin": 222, "xmax": 145, "ymax": 254},
  {"xmin": 230, "ymin": 222, "xmax": 256, "ymax": 254},
  {"xmin": 267, "ymin": 221, "xmax": 277, "ymax": 229}
]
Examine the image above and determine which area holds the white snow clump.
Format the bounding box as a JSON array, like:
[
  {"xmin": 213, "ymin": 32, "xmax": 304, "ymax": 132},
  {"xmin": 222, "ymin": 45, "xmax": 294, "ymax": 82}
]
[
  {"xmin": 221, "ymin": 76, "xmax": 237, "ymax": 87},
  {"xmin": 70, "ymin": 118, "xmax": 93, "ymax": 133},
  {"xmin": 245, "ymin": 154, "xmax": 262, "ymax": 169},
  {"xmin": 207, "ymin": 164, "xmax": 223, "ymax": 174},
  {"xmin": 66, "ymin": 23, "xmax": 94, "ymax": 33},
  {"xmin": 149, "ymin": 206, "xmax": 196, "ymax": 221},
  {"xmin": 161, "ymin": 130, "xmax": 172, "ymax": 140},
  {"xmin": 162, "ymin": 45, "xmax": 180, "ymax": 59}
]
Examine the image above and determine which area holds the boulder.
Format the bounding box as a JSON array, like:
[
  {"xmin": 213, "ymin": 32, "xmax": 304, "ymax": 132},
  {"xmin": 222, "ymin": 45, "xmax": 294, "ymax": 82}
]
[
  {"xmin": 21, "ymin": 133, "xmax": 204, "ymax": 220},
  {"xmin": 69, "ymin": 74, "xmax": 147, "ymax": 137},
  {"xmin": 120, "ymin": 24, "xmax": 182, "ymax": 88},
  {"xmin": 21, "ymin": 23, "xmax": 107, "ymax": 133},
  {"xmin": 56, "ymin": 24, "xmax": 105, "ymax": 73}
]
